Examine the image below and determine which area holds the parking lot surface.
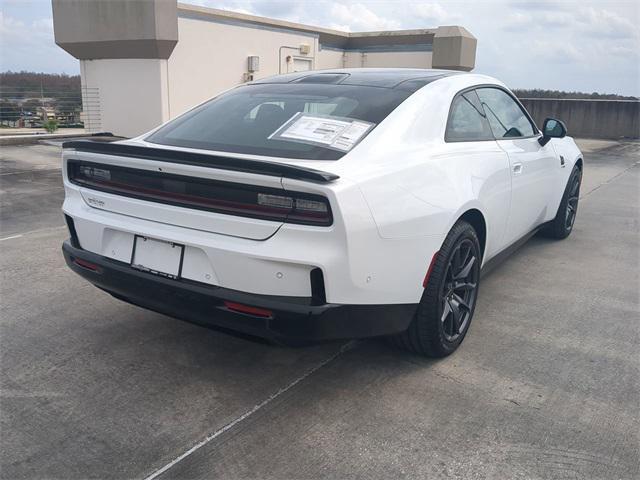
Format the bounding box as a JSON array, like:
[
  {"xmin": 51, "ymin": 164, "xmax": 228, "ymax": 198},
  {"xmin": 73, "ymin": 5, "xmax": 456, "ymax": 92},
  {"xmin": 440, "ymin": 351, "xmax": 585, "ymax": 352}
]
[{"xmin": 1, "ymin": 139, "xmax": 639, "ymax": 479}]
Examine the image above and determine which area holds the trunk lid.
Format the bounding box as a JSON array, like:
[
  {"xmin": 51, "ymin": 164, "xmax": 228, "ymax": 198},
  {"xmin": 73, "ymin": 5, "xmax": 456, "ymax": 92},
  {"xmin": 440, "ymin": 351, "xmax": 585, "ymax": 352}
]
[{"xmin": 63, "ymin": 141, "xmax": 338, "ymax": 240}]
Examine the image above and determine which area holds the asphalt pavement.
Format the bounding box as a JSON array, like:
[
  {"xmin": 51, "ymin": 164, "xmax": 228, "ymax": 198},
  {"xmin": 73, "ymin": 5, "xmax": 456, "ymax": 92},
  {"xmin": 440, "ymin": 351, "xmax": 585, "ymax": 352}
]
[{"xmin": 1, "ymin": 139, "xmax": 638, "ymax": 479}]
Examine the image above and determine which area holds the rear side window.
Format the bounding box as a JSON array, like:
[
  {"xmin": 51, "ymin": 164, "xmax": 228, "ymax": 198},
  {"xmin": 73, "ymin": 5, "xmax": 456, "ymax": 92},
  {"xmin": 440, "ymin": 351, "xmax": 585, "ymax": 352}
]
[
  {"xmin": 146, "ymin": 83, "xmax": 411, "ymax": 160},
  {"xmin": 476, "ymin": 87, "xmax": 537, "ymax": 138},
  {"xmin": 445, "ymin": 90, "xmax": 493, "ymax": 142}
]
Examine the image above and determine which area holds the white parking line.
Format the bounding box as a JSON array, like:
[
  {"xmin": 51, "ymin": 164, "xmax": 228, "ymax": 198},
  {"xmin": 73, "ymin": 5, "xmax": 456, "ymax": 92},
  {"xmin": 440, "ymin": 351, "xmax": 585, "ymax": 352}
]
[
  {"xmin": 0, "ymin": 166, "xmax": 59, "ymax": 176},
  {"xmin": 143, "ymin": 341, "xmax": 358, "ymax": 480},
  {"xmin": 0, "ymin": 234, "xmax": 23, "ymax": 242},
  {"xmin": 0, "ymin": 225, "xmax": 65, "ymax": 242}
]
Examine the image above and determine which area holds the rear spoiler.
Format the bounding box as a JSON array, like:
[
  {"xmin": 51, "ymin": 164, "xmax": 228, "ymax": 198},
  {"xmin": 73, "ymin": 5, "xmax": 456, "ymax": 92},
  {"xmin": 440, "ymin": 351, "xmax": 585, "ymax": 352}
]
[{"xmin": 62, "ymin": 140, "xmax": 340, "ymax": 184}]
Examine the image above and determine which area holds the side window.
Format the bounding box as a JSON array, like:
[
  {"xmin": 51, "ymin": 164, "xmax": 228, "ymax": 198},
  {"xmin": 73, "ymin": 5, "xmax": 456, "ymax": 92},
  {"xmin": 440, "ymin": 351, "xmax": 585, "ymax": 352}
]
[
  {"xmin": 476, "ymin": 87, "xmax": 536, "ymax": 138},
  {"xmin": 445, "ymin": 90, "xmax": 494, "ymax": 142}
]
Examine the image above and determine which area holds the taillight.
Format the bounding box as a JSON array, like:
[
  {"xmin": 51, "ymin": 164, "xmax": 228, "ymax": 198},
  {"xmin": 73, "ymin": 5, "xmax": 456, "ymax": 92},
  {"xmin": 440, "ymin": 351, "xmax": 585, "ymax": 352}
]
[
  {"xmin": 67, "ymin": 160, "xmax": 333, "ymax": 226},
  {"xmin": 256, "ymin": 193, "xmax": 331, "ymax": 226}
]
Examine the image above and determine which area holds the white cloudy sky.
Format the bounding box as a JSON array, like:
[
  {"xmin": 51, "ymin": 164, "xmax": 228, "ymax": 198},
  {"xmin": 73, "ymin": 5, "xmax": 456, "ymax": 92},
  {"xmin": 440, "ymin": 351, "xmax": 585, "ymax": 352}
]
[{"xmin": 1, "ymin": 0, "xmax": 639, "ymax": 95}]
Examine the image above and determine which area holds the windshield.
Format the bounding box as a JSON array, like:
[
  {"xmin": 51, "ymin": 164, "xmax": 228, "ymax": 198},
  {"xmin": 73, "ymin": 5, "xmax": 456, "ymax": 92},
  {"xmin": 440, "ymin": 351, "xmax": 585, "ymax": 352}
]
[{"xmin": 146, "ymin": 83, "xmax": 411, "ymax": 160}]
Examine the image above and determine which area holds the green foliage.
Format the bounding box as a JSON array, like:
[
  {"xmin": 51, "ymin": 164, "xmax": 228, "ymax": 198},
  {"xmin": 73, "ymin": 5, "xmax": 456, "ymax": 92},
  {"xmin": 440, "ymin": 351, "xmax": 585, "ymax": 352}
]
[
  {"xmin": 44, "ymin": 119, "xmax": 59, "ymax": 133},
  {"xmin": 0, "ymin": 71, "xmax": 81, "ymax": 98},
  {"xmin": 0, "ymin": 71, "xmax": 83, "ymax": 127}
]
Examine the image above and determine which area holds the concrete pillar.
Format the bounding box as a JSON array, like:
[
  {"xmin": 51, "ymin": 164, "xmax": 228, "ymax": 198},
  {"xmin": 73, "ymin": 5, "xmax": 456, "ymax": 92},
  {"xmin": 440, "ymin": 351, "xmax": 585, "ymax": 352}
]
[
  {"xmin": 432, "ymin": 26, "xmax": 477, "ymax": 71},
  {"xmin": 52, "ymin": 0, "xmax": 178, "ymax": 136}
]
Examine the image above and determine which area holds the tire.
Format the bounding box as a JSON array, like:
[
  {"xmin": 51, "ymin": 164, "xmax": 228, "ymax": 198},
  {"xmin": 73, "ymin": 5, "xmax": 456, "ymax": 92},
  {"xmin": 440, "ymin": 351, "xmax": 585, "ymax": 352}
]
[
  {"xmin": 391, "ymin": 220, "xmax": 481, "ymax": 357},
  {"xmin": 540, "ymin": 165, "xmax": 582, "ymax": 239}
]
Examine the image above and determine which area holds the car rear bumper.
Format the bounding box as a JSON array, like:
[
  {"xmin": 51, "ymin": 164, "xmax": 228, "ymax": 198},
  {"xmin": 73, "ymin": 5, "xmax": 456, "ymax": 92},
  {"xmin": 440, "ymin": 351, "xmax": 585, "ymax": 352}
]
[{"xmin": 62, "ymin": 240, "xmax": 417, "ymax": 342}]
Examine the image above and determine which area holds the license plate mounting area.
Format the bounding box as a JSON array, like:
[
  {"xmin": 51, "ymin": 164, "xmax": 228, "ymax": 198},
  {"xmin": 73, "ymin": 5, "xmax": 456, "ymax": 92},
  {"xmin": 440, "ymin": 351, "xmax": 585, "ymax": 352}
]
[{"xmin": 131, "ymin": 235, "xmax": 184, "ymax": 279}]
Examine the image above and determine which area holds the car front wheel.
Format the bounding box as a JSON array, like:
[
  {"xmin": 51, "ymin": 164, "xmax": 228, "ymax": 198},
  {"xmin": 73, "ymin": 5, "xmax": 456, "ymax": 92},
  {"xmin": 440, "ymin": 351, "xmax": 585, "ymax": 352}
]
[
  {"xmin": 540, "ymin": 164, "xmax": 582, "ymax": 239},
  {"xmin": 391, "ymin": 220, "xmax": 481, "ymax": 357}
]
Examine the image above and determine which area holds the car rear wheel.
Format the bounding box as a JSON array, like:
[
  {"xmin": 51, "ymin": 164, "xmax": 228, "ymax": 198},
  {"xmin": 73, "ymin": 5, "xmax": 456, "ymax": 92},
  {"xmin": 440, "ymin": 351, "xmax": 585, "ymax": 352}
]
[
  {"xmin": 540, "ymin": 165, "xmax": 582, "ymax": 239},
  {"xmin": 391, "ymin": 220, "xmax": 481, "ymax": 357}
]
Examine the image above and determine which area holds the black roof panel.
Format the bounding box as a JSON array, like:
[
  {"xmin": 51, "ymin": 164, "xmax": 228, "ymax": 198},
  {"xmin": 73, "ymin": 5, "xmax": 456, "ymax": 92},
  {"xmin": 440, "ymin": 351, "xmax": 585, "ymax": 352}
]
[{"xmin": 253, "ymin": 68, "xmax": 464, "ymax": 91}]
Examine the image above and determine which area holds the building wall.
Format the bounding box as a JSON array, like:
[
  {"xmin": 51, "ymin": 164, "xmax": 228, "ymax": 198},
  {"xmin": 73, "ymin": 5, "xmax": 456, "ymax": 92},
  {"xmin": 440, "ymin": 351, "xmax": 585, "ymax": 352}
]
[
  {"xmin": 311, "ymin": 50, "xmax": 432, "ymax": 70},
  {"xmin": 166, "ymin": 13, "xmax": 435, "ymax": 120},
  {"xmin": 343, "ymin": 51, "xmax": 364, "ymax": 69},
  {"xmin": 362, "ymin": 51, "xmax": 432, "ymax": 68},
  {"xmin": 80, "ymin": 58, "xmax": 170, "ymax": 137},
  {"xmin": 167, "ymin": 15, "xmax": 321, "ymax": 118},
  {"xmin": 316, "ymin": 49, "xmax": 345, "ymax": 69}
]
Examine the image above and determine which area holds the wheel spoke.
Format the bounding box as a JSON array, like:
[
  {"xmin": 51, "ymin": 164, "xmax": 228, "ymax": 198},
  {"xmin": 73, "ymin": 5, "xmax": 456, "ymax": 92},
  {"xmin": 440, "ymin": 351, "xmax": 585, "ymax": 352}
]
[
  {"xmin": 451, "ymin": 293, "xmax": 470, "ymax": 312},
  {"xmin": 453, "ymin": 281, "xmax": 476, "ymax": 292},
  {"xmin": 443, "ymin": 300, "xmax": 456, "ymax": 336},
  {"xmin": 450, "ymin": 294, "xmax": 471, "ymax": 334},
  {"xmin": 449, "ymin": 297, "xmax": 463, "ymax": 333},
  {"xmin": 454, "ymin": 255, "xmax": 476, "ymax": 280},
  {"xmin": 441, "ymin": 299, "xmax": 452, "ymax": 323}
]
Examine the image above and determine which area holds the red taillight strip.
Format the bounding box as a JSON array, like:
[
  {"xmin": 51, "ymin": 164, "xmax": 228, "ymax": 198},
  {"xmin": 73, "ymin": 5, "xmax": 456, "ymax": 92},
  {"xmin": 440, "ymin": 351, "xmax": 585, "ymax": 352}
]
[
  {"xmin": 77, "ymin": 178, "xmax": 290, "ymax": 216},
  {"xmin": 223, "ymin": 301, "xmax": 273, "ymax": 318},
  {"xmin": 68, "ymin": 161, "xmax": 333, "ymax": 226}
]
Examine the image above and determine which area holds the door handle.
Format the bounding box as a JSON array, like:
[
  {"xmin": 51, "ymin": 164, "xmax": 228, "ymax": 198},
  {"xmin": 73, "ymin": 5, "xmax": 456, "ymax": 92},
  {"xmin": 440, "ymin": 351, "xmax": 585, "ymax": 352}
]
[{"xmin": 512, "ymin": 163, "xmax": 523, "ymax": 175}]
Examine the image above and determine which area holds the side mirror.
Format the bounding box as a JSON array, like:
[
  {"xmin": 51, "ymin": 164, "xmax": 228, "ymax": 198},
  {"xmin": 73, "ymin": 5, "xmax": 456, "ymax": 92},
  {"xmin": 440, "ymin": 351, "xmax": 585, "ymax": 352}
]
[{"xmin": 538, "ymin": 118, "xmax": 567, "ymax": 146}]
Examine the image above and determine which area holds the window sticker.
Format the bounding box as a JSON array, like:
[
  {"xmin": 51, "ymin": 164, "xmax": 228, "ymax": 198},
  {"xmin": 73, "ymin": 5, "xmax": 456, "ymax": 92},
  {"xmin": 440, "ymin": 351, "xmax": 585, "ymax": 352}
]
[{"xmin": 269, "ymin": 113, "xmax": 375, "ymax": 152}]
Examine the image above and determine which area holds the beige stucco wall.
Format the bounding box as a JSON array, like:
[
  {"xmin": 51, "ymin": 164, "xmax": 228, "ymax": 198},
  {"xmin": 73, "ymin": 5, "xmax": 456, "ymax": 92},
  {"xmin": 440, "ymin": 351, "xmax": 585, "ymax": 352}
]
[
  {"xmin": 328, "ymin": 50, "xmax": 432, "ymax": 69},
  {"xmin": 362, "ymin": 51, "xmax": 432, "ymax": 68},
  {"xmin": 166, "ymin": 15, "xmax": 321, "ymax": 117},
  {"xmin": 316, "ymin": 49, "xmax": 344, "ymax": 69},
  {"xmin": 166, "ymin": 15, "xmax": 434, "ymax": 119},
  {"xmin": 343, "ymin": 51, "xmax": 365, "ymax": 69},
  {"xmin": 80, "ymin": 58, "xmax": 170, "ymax": 137}
]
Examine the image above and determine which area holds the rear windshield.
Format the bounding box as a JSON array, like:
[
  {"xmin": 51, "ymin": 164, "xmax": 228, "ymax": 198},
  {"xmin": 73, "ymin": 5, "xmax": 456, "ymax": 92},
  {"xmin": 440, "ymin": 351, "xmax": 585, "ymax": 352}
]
[{"xmin": 146, "ymin": 83, "xmax": 411, "ymax": 160}]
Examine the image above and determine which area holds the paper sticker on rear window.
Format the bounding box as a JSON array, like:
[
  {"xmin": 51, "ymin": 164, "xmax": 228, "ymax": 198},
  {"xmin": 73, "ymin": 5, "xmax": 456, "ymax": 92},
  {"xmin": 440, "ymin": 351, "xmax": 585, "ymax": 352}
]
[{"xmin": 269, "ymin": 113, "xmax": 374, "ymax": 152}]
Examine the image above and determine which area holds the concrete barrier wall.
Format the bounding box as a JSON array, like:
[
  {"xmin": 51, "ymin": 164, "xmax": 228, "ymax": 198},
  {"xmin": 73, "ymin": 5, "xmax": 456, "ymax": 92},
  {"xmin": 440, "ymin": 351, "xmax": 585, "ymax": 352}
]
[{"xmin": 519, "ymin": 98, "xmax": 640, "ymax": 139}]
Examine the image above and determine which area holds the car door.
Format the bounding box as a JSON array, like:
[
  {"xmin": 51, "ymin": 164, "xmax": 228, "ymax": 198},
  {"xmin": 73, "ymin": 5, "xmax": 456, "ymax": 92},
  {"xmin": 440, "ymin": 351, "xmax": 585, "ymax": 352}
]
[
  {"xmin": 444, "ymin": 89, "xmax": 511, "ymax": 260},
  {"xmin": 476, "ymin": 87, "xmax": 558, "ymax": 246}
]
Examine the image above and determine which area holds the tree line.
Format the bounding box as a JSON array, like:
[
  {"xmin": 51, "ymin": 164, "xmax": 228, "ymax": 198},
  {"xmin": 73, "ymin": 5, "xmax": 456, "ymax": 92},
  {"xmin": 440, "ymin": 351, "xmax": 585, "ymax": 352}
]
[
  {"xmin": 513, "ymin": 88, "xmax": 637, "ymax": 101},
  {"xmin": 1, "ymin": 71, "xmax": 81, "ymax": 98},
  {"xmin": 0, "ymin": 72, "xmax": 82, "ymax": 124}
]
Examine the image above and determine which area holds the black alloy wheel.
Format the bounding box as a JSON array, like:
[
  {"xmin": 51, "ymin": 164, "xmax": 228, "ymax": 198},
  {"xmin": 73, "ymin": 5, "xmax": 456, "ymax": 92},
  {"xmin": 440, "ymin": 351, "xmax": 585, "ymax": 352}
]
[
  {"xmin": 541, "ymin": 165, "xmax": 582, "ymax": 239},
  {"xmin": 440, "ymin": 238, "xmax": 479, "ymax": 342},
  {"xmin": 391, "ymin": 220, "xmax": 481, "ymax": 357},
  {"xmin": 565, "ymin": 171, "xmax": 581, "ymax": 231}
]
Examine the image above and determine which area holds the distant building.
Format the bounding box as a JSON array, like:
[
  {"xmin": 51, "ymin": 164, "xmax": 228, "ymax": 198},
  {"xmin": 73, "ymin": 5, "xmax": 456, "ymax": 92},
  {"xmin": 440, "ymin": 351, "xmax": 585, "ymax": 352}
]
[{"xmin": 53, "ymin": 0, "xmax": 477, "ymax": 137}]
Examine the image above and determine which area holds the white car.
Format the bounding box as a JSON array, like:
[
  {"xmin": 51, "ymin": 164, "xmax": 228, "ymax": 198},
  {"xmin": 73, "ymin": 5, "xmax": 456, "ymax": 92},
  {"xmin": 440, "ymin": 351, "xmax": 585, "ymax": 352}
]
[{"xmin": 62, "ymin": 69, "xmax": 583, "ymax": 356}]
